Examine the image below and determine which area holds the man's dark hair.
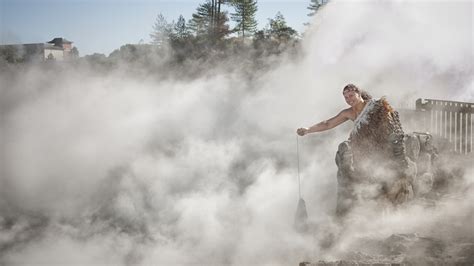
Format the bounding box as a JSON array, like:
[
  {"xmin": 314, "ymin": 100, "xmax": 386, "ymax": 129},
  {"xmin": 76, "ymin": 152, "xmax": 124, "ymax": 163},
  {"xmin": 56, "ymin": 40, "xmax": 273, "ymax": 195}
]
[{"xmin": 343, "ymin": 84, "xmax": 372, "ymax": 101}]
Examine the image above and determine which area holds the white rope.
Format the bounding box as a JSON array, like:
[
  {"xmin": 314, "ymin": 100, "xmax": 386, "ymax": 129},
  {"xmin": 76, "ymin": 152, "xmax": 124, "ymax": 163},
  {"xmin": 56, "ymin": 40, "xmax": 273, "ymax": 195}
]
[{"xmin": 296, "ymin": 135, "xmax": 302, "ymax": 199}]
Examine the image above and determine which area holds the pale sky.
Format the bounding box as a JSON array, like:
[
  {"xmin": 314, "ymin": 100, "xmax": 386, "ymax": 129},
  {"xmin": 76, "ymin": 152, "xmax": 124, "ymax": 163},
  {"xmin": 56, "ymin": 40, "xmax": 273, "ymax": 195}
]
[{"xmin": 0, "ymin": 0, "xmax": 313, "ymax": 56}]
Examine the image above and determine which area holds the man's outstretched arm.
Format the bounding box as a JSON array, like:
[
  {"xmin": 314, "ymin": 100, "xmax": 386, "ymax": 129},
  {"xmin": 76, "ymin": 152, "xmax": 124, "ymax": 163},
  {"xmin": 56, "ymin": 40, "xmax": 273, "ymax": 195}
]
[{"xmin": 297, "ymin": 109, "xmax": 351, "ymax": 136}]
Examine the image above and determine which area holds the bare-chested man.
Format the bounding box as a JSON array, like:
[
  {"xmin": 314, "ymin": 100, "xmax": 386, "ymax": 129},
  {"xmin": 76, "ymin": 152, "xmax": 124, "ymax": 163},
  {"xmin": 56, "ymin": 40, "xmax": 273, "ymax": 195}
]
[
  {"xmin": 296, "ymin": 84, "xmax": 415, "ymax": 215},
  {"xmin": 296, "ymin": 84, "xmax": 372, "ymax": 136}
]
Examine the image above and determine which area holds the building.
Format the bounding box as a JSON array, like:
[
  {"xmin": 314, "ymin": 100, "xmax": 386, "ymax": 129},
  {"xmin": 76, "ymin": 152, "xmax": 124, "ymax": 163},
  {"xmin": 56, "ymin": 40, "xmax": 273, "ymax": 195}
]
[{"xmin": 0, "ymin": 37, "xmax": 76, "ymax": 63}]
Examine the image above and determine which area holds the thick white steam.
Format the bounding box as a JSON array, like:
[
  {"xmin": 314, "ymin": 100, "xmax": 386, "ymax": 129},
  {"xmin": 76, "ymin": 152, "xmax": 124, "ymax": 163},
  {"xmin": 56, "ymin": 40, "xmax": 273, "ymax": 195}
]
[{"xmin": 0, "ymin": 1, "xmax": 472, "ymax": 265}]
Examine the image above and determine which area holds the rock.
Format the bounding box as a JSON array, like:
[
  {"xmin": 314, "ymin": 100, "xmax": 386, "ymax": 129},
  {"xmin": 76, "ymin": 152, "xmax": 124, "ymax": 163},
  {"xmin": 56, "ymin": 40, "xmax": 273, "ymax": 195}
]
[
  {"xmin": 404, "ymin": 133, "xmax": 420, "ymax": 162},
  {"xmin": 302, "ymin": 234, "xmax": 474, "ymax": 265},
  {"xmin": 413, "ymin": 172, "xmax": 434, "ymax": 196},
  {"xmin": 333, "ymin": 99, "xmax": 446, "ymax": 215},
  {"xmin": 294, "ymin": 198, "xmax": 309, "ymax": 233},
  {"xmin": 334, "ymin": 98, "xmax": 417, "ymax": 213}
]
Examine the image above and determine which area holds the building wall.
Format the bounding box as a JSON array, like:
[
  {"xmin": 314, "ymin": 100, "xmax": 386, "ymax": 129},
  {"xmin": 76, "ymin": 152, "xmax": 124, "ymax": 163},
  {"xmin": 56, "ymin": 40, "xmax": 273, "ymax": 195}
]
[
  {"xmin": 0, "ymin": 39, "xmax": 74, "ymax": 63},
  {"xmin": 62, "ymin": 43, "xmax": 72, "ymax": 51},
  {"xmin": 44, "ymin": 48, "xmax": 64, "ymax": 61}
]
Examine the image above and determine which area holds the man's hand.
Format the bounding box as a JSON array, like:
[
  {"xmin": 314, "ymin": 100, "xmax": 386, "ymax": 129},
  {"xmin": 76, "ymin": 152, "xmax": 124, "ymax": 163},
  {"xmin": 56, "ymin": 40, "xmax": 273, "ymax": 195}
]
[{"xmin": 297, "ymin": 127, "xmax": 309, "ymax": 136}]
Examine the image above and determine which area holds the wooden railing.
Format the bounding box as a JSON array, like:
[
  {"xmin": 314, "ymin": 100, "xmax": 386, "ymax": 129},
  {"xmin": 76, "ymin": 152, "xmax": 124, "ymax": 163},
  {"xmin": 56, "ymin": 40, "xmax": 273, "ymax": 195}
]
[{"xmin": 415, "ymin": 99, "xmax": 473, "ymax": 154}]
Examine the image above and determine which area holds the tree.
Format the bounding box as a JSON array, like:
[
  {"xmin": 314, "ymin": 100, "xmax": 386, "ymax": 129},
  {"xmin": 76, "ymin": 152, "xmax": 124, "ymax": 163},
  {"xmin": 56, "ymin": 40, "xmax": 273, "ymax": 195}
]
[
  {"xmin": 188, "ymin": 2, "xmax": 212, "ymax": 36},
  {"xmin": 0, "ymin": 46, "xmax": 21, "ymax": 63},
  {"xmin": 212, "ymin": 0, "xmax": 232, "ymax": 38},
  {"xmin": 253, "ymin": 12, "xmax": 298, "ymax": 55},
  {"xmin": 230, "ymin": 0, "xmax": 258, "ymax": 39},
  {"xmin": 172, "ymin": 15, "xmax": 191, "ymax": 40},
  {"xmin": 83, "ymin": 53, "xmax": 107, "ymax": 65},
  {"xmin": 307, "ymin": 0, "xmax": 329, "ymax": 17},
  {"xmin": 170, "ymin": 14, "xmax": 193, "ymax": 61},
  {"xmin": 150, "ymin": 13, "xmax": 173, "ymax": 46},
  {"xmin": 46, "ymin": 53, "xmax": 55, "ymax": 61},
  {"xmin": 71, "ymin": 47, "xmax": 79, "ymax": 59},
  {"xmin": 267, "ymin": 12, "xmax": 297, "ymax": 41},
  {"xmin": 108, "ymin": 44, "xmax": 139, "ymax": 62},
  {"xmin": 188, "ymin": 0, "xmax": 230, "ymax": 41}
]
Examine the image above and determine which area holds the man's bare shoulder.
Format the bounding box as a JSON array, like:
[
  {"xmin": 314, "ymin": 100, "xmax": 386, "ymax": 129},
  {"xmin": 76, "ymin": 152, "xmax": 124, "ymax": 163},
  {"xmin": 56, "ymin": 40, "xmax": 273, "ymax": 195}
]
[{"xmin": 339, "ymin": 108, "xmax": 356, "ymax": 120}]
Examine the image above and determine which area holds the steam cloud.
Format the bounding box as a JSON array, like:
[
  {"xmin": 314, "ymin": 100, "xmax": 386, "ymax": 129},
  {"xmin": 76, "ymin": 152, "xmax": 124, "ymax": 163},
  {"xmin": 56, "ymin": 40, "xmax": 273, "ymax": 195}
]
[{"xmin": 0, "ymin": 1, "xmax": 472, "ymax": 265}]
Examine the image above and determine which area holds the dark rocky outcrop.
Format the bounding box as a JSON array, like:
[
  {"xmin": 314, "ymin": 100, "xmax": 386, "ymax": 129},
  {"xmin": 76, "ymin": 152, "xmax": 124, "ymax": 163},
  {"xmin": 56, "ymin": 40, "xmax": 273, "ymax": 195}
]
[
  {"xmin": 300, "ymin": 233, "xmax": 474, "ymax": 265},
  {"xmin": 335, "ymin": 98, "xmax": 418, "ymax": 216},
  {"xmin": 302, "ymin": 99, "xmax": 473, "ymax": 266}
]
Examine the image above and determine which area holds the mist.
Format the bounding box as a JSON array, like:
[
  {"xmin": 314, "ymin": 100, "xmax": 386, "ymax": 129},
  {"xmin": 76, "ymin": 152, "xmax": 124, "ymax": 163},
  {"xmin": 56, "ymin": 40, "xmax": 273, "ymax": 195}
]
[{"xmin": 1, "ymin": 0, "xmax": 472, "ymax": 265}]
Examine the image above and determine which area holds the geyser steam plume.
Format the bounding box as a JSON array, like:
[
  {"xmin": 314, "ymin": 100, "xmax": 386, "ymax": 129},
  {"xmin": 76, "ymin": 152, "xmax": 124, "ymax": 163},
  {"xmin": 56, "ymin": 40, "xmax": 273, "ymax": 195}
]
[{"xmin": 0, "ymin": 0, "xmax": 472, "ymax": 265}]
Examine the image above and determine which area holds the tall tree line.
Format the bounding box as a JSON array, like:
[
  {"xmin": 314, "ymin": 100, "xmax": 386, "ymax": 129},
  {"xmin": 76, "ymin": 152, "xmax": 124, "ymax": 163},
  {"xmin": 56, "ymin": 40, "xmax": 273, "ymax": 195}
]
[
  {"xmin": 68, "ymin": 0, "xmax": 324, "ymax": 76},
  {"xmin": 144, "ymin": 0, "xmax": 332, "ymax": 64},
  {"xmin": 150, "ymin": 0, "xmax": 260, "ymax": 44}
]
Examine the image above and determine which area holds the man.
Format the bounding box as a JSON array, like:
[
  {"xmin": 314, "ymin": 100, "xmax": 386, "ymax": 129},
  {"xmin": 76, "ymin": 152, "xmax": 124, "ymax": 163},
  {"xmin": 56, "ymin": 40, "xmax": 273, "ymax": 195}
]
[{"xmin": 297, "ymin": 84, "xmax": 415, "ymax": 216}]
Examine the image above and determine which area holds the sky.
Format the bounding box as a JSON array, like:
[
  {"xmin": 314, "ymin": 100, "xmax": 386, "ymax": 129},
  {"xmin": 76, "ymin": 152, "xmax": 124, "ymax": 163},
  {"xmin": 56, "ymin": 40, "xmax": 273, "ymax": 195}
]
[{"xmin": 0, "ymin": 0, "xmax": 312, "ymax": 56}]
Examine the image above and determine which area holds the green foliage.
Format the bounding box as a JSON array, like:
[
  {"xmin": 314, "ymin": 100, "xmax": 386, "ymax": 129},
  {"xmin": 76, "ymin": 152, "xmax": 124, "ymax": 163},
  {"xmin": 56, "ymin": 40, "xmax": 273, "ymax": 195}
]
[
  {"xmin": 46, "ymin": 53, "xmax": 55, "ymax": 61},
  {"xmin": 150, "ymin": 13, "xmax": 173, "ymax": 45},
  {"xmin": 83, "ymin": 53, "xmax": 107, "ymax": 64},
  {"xmin": 230, "ymin": 0, "xmax": 258, "ymax": 38},
  {"xmin": 172, "ymin": 15, "xmax": 191, "ymax": 41},
  {"xmin": 188, "ymin": 2, "xmax": 212, "ymax": 36},
  {"xmin": 0, "ymin": 46, "xmax": 22, "ymax": 63},
  {"xmin": 252, "ymin": 12, "xmax": 299, "ymax": 56},
  {"xmin": 188, "ymin": 0, "xmax": 230, "ymax": 42},
  {"xmin": 109, "ymin": 44, "xmax": 140, "ymax": 62},
  {"xmin": 71, "ymin": 47, "xmax": 80, "ymax": 58},
  {"xmin": 307, "ymin": 0, "xmax": 329, "ymax": 17},
  {"xmin": 267, "ymin": 12, "xmax": 297, "ymax": 41}
]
